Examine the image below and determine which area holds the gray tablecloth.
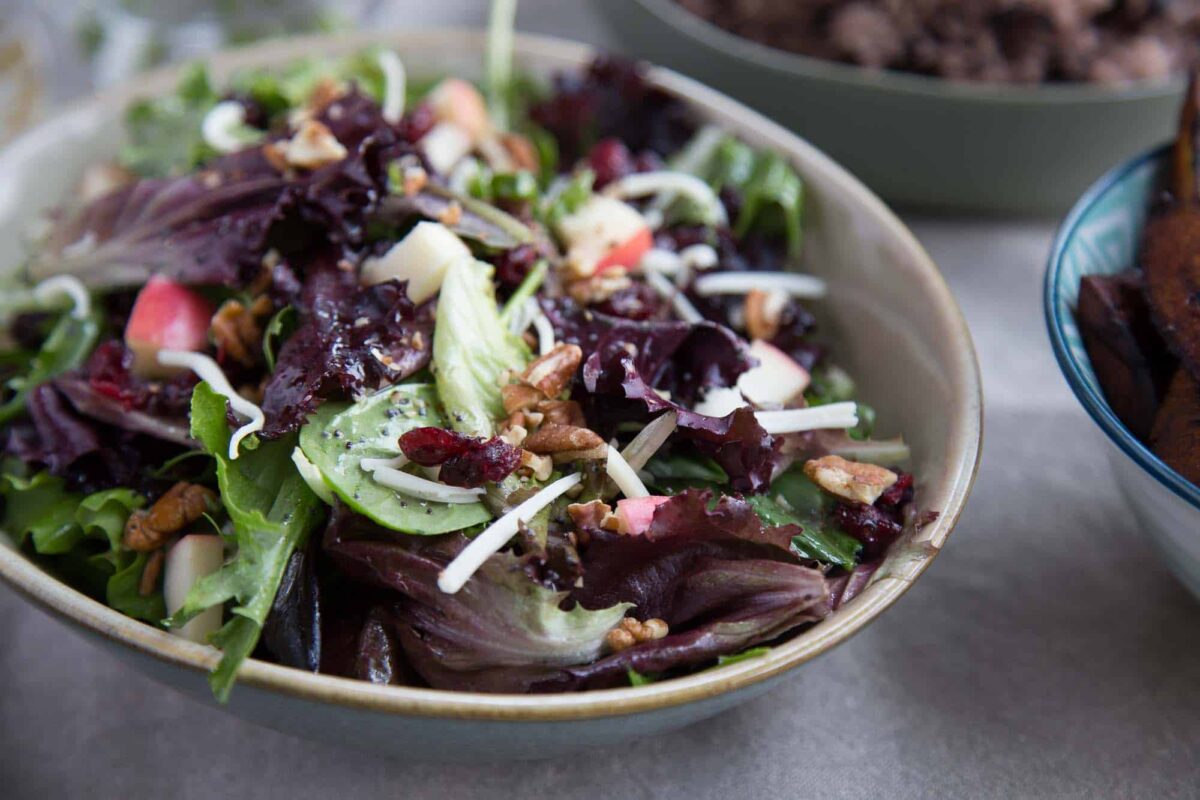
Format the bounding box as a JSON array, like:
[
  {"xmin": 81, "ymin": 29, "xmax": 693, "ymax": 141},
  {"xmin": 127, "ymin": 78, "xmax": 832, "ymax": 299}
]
[{"xmin": 2, "ymin": 5, "xmax": 1199, "ymax": 798}]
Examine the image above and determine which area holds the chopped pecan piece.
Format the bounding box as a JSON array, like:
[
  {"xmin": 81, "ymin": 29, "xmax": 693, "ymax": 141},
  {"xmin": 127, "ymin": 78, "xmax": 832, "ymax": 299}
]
[
  {"xmin": 211, "ymin": 297, "xmax": 272, "ymax": 367},
  {"xmin": 501, "ymin": 383, "xmax": 543, "ymax": 414},
  {"xmin": 518, "ymin": 449, "xmax": 553, "ymax": 481},
  {"xmin": 803, "ymin": 455, "xmax": 898, "ymax": 506},
  {"xmin": 139, "ymin": 549, "xmax": 165, "ymax": 597},
  {"xmin": 523, "ymin": 423, "xmax": 604, "ymax": 455},
  {"xmin": 567, "ymin": 500, "xmax": 613, "ymax": 529},
  {"xmin": 537, "ymin": 399, "xmax": 587, "ymax": 428},
  {"xmin": 521, "ymin": 343, "xmax": 583, "ymax": 398},
  {"xmin": 744, "ymin": 288, "xmax": 789, "ymax": 341},
  {"xmin": 272, "ymin": 119, "xmax": 348, "ymax": 170},
  {"xmin": 123, "ymin": 482, "xmax": 218, "ymax": 553}
]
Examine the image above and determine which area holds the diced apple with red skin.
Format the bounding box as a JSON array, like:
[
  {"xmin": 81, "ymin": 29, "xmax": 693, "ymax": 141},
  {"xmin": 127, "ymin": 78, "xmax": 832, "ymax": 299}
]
[
  {"xmin": 124, "ymin": 276, "xmax": 215, "ymax": 379},
  {"xmin": 737, "ymin": 339, "xmax": 811, "ymax": 407},
  {"xmin": 557, "ymin": 195, "xmax": 653, "ymax": 279},
  {"xmin": 426, "ymin": 78, "xmax": 491, "ymax": 142},
  {"xmin": 615, "ymin": 496, "xmax": 672, "ymax": 536}
]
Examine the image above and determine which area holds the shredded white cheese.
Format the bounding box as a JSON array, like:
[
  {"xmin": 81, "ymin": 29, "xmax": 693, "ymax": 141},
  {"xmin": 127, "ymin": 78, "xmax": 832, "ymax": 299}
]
[
  {"xmin": 603, "ymin": 171, "xmax": 728, "ymax": 228},
  {"xmin": 201, "ymin": 101, "xmax": 263, "ymax": 154},
  {"xmin": 643, "ymin": 265, "xmax": 703, "ymax": 324},
  {"xmin": 652, "ymin": 124, "xmax": 724, "ymax": 215},
  {"xmin": 157, "ymin": 350, "xmax": 265, "ymax": 460},
  {"xmin": 366, "ymin": 462, "xmax": 485, "ymax": 504},
  {"xmin": 529, "ymin": 300, "xmax": 556, "ymax": 356},
  {"xmin": 605, "ymin": 445, "xmax": 650, "ymax": 499},
  {"xmin": 438, "ymin": 472, "xmax": 583, "ymax": 594},
  {"xmin": 639, "ymin": 244, "xmax": 719, "ymax": 289},
  {"xmin": 693, "ymin": 271, "xmax": 827, "ymax": 300},
  {"xmin": 32, "ymin": 275, "xmax": 90, "ymax": 319},
  {"xmin": 292, "ymin": 447, "xmax": 335, "ymax": 505},
  {"xmin": 377, "ymin": 49, "xmax": 406, "ymax": 124},
  {"xmin": 755, "ymin": 402, "xmax": 859, "ymax": 435},
  {"xmin": 619, "ymin": 410, "xmax": 678, "ymax": 472}
]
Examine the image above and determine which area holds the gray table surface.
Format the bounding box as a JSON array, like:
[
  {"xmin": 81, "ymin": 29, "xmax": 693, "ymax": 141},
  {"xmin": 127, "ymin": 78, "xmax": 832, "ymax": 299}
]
[{"xmin": 3, "ymin": 4, "xmax": 1199, "ymax": 798}]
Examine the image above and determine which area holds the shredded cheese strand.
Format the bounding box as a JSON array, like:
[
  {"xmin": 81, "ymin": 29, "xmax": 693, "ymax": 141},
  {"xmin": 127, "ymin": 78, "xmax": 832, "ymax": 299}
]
[
  {"xmin": 693, "ymin": 271, "xmax": 827, "ymax": 300},
  {"xmin": 157, "ymin": 350, "xmax": 264, "ymax": 460},
  {"xmin": 201, "ymin": 101, "xmax": 262, "ymax": 154},
  {"xmin": 438, "ymin": 472, "xmax": 583, "ymax": 594},
  {"xmin": 32, "ymin": 276, "xmax": 90, "ymax": 319},
  {"xmin": 528, "ymin": 300, "xmax": 556, "ymax": 356},
  {"xmin": 377, "ymin": 50, "xmax": 406, "ymax": 124},
  {"xmin": 651, "ymin": 124, "xmax": 724, "ymax": 215},
  {"xmin": 755, "ymin": 402, "xmax": 858, "ymax": 435},
  {"xmin": 603, "ymin": 171, "xmax": 728, "ymax": 228},
  {"xmin": 643, "ymin": 265, "xmax": 703, "ymax": 323},
  {"xmin": 606, "ymin": 445, "xmax": 650, "ymax": 499},
  {"xmin": 366, "ymin": 463, "xmax": 486, "ymax": 504}
]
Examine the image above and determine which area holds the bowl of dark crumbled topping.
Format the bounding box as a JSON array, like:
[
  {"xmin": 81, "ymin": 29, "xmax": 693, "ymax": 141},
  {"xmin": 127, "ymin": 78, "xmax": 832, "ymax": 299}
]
[{"xmin": 596, "ymin": 0, "xmax": 1192, "ymax": 214}]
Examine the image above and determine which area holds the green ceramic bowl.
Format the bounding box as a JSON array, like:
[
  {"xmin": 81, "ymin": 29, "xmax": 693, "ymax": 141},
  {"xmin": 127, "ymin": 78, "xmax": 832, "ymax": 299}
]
[{"xmin": 596, "ymin": 0, "xmax": 1185, "ymax": 215}]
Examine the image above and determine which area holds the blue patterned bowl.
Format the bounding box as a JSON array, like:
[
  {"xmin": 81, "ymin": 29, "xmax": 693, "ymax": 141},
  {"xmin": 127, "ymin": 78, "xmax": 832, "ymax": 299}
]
[{"xmin": 1045, "ymin": 146, "xmax": 1200, "ymax": 600}]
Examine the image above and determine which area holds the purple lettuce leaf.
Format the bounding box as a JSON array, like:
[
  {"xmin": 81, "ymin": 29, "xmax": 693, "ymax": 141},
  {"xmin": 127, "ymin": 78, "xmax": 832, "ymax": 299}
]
[
  {"xmin": 322, "ymin": 491, "xmax": 827, "ymax": 693},
  {"xmin": 543, "ymin": 298, "xmax": 776, "ymax": 492},
  {"xmin": 259, "ymin": 272, "xmax": 433, "ymax": 437}
]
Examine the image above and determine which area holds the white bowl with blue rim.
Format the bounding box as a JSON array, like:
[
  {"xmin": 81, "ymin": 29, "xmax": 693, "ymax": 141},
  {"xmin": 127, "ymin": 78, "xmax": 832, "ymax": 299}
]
[{"xmin": 1046, "ymin": 146, "xmax": 1200, "ymax": 601}]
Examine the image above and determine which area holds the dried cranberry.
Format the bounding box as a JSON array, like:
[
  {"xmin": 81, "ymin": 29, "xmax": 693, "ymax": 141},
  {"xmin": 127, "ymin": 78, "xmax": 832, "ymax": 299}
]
[
  {"xmin": 439, "ymin": 438, "xmax": 522, "ymax": 488},
  {"xmin": 594, "ymin": 283, "xmax": 664, "ymax": 320},
  {"xmin": 588, "ymin": 138, "xmax": 635, "ymax": 188},
  {"xmin": 399, "ymin": 427, "xmax": 471, "ymax": 465},
  {"xmin": 83, "ymin": 340, "xmax": 196, "ymax": 416},
  {"xmin": 494, "ymin": 244, "xmax": 540, "ymax": 289},
  {"xmin": 877, "ymin": 472, "xmax": 914, "ymax": 509},
  {"xmin": 398, "ymin": 427, "xmax": 521, "ymax": 488},
  {"xmin": 400, "ymin": 102, "xmax": 436, "ymax": 144},
  {"xmin": 832, "ymin": 502, "xmax": 903, "ymax": 561}
]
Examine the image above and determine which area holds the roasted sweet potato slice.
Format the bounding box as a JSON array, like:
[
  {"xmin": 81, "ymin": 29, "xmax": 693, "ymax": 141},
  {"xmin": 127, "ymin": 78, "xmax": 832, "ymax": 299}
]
[
  {"xmin": 1077, "ymin": 271, "xmax": 1177, "ymax": 441},
  {"xmin": 1142, "ymin": 72, "xmax": 1200, "ymax": 383},
  {"xmin": 1150, "ymin": 368, "xmax": 1200, "ymax": 484}
]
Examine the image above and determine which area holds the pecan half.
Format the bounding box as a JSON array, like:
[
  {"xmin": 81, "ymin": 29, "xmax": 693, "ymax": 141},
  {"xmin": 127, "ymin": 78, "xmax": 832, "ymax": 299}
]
[
  {"xmin": 537, "ymin": 399, "xmax": 587, "ymax": 428},
  {"xmin": 523, "ymin": 423, "xmax": 604, "ymax": 454},
  {"xmin": 501, "ymin": 383, "xmax": 543, "ymax": 414},
  {"xmin": 521, "ymin": 343, "xmax": 583, "ymax": 398},
  {"xmin": 211, "ymin": 296, "xmax": 272, "ymax": 367},
  {"xmin": 803, "ymin": 455, "xmax": 898, "ymax": 506},
  {"xmin": 123, "ymin": 482, "xmax": 218, "ymax": 553}
]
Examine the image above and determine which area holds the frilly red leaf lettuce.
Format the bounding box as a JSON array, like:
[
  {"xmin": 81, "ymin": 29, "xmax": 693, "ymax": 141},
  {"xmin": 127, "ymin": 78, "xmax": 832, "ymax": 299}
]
[
  {"xmin": 260, "ymin": 272, "xmax": 433, "ymax": 437},
  {"xmin": 321, "ymin": 490, "xmax": 828, "ymax": 692},
  {"xmin": 543, "ymin": 298, "xmax": 777, "ymax": 492}
]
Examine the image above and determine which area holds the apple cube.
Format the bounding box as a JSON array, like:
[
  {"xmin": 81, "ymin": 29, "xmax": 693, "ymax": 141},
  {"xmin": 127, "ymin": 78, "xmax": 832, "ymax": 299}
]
[
  {"xmin": 164, "ymin": 534, "xmax": 225, "ymax": 644},
  {"xmin": 615, "ymin": 496, "xmax": 672, "ymax": 536},
  {"xmin": 558, "ymin": 195, "xmax": 652, "ymax": 278},
  {"xmin": 124, "ymin": 276, "xmax": 214, "ymax": 379},
  {"xmin": 419, "ymin": 121, "xmax": 474, "ymax": 175},
  {"xmin": 361, "ymin": 221, "xmax": 472, "ymax": 304},
  {"xmin": 426, "ymin": 78, "xmax": 491, "ymax": 142},
  {"xmin": 737, "ymin": 339, "xmax": 811, "ymax": 407}
]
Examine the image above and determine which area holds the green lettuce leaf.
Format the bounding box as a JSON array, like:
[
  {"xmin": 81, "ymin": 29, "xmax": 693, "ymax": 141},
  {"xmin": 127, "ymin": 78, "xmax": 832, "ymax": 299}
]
[
  {"xmin": 745, "ymin": 473, "xmax": 861, "ymax": 569},
  {"xmin": 432, "ymin": 258, "xmax": 529, "ymax": 437},
  {"xmin": 0, "ymin": 307, "xmax": 102, "ymax": 425},
  {"xmin": 120, "ymin": 62, "xmax": 219, "ymax": 177},
  {"xmin": 107, "ymin": 551, "xmax": 167, "ymax": 622},
  {"xmin": 298, "ymin": 384, "xmax": 491, "ymax": 535},
  {"xmin": 169, "ymin": 383, "xmax": 323, "ymax": 701},
  {"xmin": 0, "ymin": 470, "xmax": 82, "ymax": 554}
]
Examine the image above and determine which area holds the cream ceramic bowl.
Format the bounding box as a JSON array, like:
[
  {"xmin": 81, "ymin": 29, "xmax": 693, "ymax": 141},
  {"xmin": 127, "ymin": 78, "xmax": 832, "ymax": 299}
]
[{"xmin": 0, "ymin": 30, "xmax": 982, "ymax": 759}]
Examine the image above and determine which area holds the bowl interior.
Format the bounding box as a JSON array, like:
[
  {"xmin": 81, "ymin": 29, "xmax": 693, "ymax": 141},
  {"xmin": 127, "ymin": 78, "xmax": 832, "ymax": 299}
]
[
  {"xmin": 1046, "ymin": 146, "xmax": 1200, "ymax": 510},
  {"xmin": 632, "ymin": 0, "xmax": 1184, "ymax": 104},
  {"xmin": 0, "ymin": 29, "xmax": 980, "ymax": 720}
]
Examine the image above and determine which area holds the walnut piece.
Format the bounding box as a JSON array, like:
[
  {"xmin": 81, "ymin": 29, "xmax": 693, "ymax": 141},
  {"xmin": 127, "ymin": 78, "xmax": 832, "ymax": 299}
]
[
  {"xmin": 606, "ymin": 617, "xmax": 670, "ymax": 653},
  {"xmin": 802, "ymin": 455, "xmax": 898, "ymax": 505},
  {"xmin": 272, "ymin": 120, "xmax": 348, "ymax": 170}
]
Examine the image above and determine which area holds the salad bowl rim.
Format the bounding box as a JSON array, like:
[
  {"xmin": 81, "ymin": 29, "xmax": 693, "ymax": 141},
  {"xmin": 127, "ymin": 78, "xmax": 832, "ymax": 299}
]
[{"xmin": 0, "ymin": 28, "xmax": 982, "ymax": 722}]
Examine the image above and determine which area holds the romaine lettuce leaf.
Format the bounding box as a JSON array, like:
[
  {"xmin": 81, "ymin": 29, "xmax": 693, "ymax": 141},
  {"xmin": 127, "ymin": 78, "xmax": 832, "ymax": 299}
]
[
  {"xmin": 169, "ymin": 383, "xmax": 323, "ymax": 701},
  {"xmin": 298, "ymin": 384, "xmax": 491, "ymax": 534},
  {"xmin": 432, "ymin": 259, "xmax": 529, "ymax": 437}
]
